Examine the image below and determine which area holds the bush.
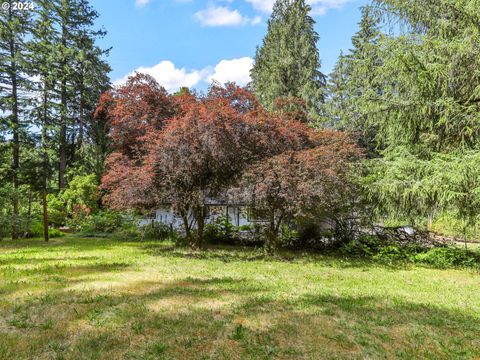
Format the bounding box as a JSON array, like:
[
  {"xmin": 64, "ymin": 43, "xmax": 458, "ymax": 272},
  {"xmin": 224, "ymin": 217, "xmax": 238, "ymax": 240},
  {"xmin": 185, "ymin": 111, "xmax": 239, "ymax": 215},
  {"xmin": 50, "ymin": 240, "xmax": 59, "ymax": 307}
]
[
  {"xmin": 340, "ymin": 235, "xmax": 381, "ymax": 257},
  {"xmin": 279, "ymin": 223, "xmax": 299, "ymax": 247},
  {"xmin": 113, "ymin": 227, "xmax": 142, "ymax": 241},
  {"xmin": 337, "ymin": 232, "xmax": 480, "ymax": 268},
  {"xmin": 412, "ymin": 247, "xmax": 480, "ymax": 268},
  {"xmin": 204, "ymin": 216, "xmax": 238, "ymax": 244},
  {"xmin": 61, "ymin": 175, "xmax": 99, "ymax": 215},
  {"xmin": 74, "ymin": 210, "xmax": 125, "ymax": 234},
  {"xmin": 372, "ymin": 245, "xmax": 407, "ymax": 263},
  {"xmin": 29, "ymin": 221, "xmax": 66, "ymax": 238},
  {"xmin": 46, "ymin": 194, "xmax": 68, "ymax": 227},
  {"xmin": 141, "ymin": 222, "xmax": 175, "ymax": 241}
]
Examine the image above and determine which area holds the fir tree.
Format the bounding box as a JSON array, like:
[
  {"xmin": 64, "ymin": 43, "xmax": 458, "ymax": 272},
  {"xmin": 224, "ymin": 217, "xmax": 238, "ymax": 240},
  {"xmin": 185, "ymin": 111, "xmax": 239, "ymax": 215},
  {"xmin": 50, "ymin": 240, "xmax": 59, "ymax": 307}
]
[
  {"xmin": 325, "ymin": 5, "xmax": 382, "ymax": 153},
  {"xmin": 0, "ymin": 1, "xmax": 34, "ymax": 238},
  {"xmin": 250, "ymin": 0, "xmax": 325, "ymax": 120}
]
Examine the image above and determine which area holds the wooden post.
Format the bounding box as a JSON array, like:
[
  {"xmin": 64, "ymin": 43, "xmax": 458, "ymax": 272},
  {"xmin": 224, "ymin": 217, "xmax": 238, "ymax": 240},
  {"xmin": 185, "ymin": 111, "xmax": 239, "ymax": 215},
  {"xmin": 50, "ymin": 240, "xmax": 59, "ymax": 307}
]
[{"xmin": 42, "ymin": 191, "xmax": 49, "ymax": 242}]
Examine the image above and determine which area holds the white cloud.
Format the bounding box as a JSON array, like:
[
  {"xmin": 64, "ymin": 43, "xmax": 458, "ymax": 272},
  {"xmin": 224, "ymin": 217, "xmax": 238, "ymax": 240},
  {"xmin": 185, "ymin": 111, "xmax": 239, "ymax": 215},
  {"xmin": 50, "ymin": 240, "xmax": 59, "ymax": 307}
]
[
  {"xmin": 195, "ymin": 6, "xmax": 244, "ymax": 26},
  {"xmin": 245, "ymin": 0, "xmax": 274, "ymax": 13},
  {"xmin": 114, "ymin": 57, "xmax": 254, "ymax": 92},
  {"xmin": 245, "ymin": 0, "xmax": 352, "ymax": 14},
  {"xmin": 114, "ymin": 61, "xmax": 206, "ymax": 93},
  {"xmin": 194, "ymin": 6, "xmax": 262, "ymax": 27},
  {"xmin": 250, "ymin": 15, "xmax": 262, "ymax": 25},
  {"xmin": 135, "ymin": 0, "xmax": 150, "ymax": 7},
  {"xmin": 207, "ymin": 57, "xmax": 254, "ymax": 87}
]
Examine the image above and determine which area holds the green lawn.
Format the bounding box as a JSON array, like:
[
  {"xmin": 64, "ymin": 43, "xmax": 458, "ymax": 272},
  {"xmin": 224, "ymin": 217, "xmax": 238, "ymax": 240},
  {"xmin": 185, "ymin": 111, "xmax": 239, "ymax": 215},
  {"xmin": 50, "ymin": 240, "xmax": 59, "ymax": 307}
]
[{"xmin": 0, "ymin": 237, "xmax": 479, "ymax": 359}]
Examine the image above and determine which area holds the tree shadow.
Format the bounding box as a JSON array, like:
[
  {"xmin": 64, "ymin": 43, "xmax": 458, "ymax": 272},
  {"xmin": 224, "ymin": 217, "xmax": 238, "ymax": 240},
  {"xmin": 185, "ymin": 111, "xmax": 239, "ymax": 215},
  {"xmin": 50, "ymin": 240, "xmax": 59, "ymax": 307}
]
[
  {"xmin": 2, "ymin": 276, "xmax": 479, "ymax": 359},
  {"xmin": 141, "ymin": 242, "xmax": 417, "ymax": 271},
  {"xmin": 141, "ymin": 243, "xmax": 266, "ymax": 263}
]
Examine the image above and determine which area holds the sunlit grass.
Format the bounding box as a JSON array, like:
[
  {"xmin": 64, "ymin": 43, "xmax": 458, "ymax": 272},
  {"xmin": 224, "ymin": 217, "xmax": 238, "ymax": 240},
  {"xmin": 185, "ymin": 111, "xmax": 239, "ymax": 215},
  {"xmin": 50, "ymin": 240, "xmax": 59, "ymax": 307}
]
[{"xmin": 0, "ymin": 237, "xmax": 479, "ymax": 359}]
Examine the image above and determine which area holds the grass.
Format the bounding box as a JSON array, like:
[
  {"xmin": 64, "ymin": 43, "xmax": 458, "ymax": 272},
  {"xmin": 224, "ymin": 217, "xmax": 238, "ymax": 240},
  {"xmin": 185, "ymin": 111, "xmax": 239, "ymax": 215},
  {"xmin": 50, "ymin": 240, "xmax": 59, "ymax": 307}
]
[{"xmin": 0, "ymin": 237, "xmax": 479, "ymax": 359}]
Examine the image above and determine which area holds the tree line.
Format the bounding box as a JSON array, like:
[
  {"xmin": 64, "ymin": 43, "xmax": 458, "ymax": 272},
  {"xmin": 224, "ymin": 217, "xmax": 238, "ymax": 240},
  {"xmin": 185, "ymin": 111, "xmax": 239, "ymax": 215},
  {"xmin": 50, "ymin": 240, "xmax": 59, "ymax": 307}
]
[
  {"xmin": 324, "ymin": 0, "xmax": 480, "ymax": 245},
  {"xmin": 1, "ymin": 0, "xmax": 479, "ymax": 251},
  {"xmin": 0, "ymin": 0, "xmax": 110, "ymax": 239}
]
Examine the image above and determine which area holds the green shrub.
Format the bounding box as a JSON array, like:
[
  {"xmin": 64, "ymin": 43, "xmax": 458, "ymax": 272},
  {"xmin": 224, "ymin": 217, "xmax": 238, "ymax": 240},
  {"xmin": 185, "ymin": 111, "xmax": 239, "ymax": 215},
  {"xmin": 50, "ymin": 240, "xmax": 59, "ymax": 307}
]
[
  {"xmin": 29, "ymin": 221, "xmax": 66, "ymax": 238},
  {"xmin": 372, "ymin": 245, "xmax": 407, "ymax": 263},
  {"xmin": 412, "ymin": 247, "xmax": 480, "ymax": 268},
  {"xmin": 204, "ymin": 216, "xmax": 238, "ymax": 244},
  {"xmin": 340, "ymin": 235, "xmax": 382, "ymax": 256},
  {"xmin": 113, "ymin": 227, "xmax": 142, "ymax": 241},
  {"xmin": 46, "ymin": 194, "xmax": 68, "ymax": 227},
  {"xmin": 48, "ymin": 227, "xmax": 67, "ymax": 238},
  {"xmin": 61, "ymin": 175, "xmax": 99, "ymax": 215},
  {"xmin": 141, "ymin": 222, "xmax": 175, "ymax": 241},
  {"xmin": 74, "ymin": 210, "xmax": 125, "ymax": 233},
  {"xmin": 279, "ymin": 223, "xmax": 299, "ymax": 247}
]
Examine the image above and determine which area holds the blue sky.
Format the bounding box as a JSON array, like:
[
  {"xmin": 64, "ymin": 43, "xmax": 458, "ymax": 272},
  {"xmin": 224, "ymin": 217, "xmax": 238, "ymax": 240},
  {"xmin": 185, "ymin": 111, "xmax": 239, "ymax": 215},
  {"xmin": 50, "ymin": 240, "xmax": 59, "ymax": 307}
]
[{"xmin": 91, "ymin": 0, "xmax": 369, "ymax": 93}]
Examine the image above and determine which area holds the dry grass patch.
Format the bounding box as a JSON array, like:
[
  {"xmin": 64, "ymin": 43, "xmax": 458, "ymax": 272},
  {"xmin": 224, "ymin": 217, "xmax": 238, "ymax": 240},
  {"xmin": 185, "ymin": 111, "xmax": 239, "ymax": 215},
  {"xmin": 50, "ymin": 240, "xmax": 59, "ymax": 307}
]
[{"xmin": 0, "ymin": 237, "xmax": 479, "ymax": 359}]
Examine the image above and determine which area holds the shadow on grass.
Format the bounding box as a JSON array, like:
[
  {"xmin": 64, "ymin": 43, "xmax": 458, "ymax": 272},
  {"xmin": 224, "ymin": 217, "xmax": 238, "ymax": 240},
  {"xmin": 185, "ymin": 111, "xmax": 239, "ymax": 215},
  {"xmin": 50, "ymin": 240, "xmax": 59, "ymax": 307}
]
[
  {"xmin": 0, "ymin": 261, "xmax": 133, "ymax": 298},
  {"xmin": 0, "ymin": 256, "xmax": 100, "ymax": 266},
  {"xmin": 141, "ymin": 243, "xmax": 266, "ymax": 263},
  {"xmin": 140, "ymin": 242, "xmax": 417, "ymax": 271},
  {"xmin": 1, "ymin": 275, "xmax": 479, "ymax": 359}
]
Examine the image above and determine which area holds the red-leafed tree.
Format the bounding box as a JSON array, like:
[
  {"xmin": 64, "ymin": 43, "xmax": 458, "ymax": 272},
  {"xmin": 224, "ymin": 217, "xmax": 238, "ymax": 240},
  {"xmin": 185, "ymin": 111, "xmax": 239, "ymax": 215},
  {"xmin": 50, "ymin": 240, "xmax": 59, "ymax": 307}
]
[
  {"xmin": 98, "ymin": 73, "xmax": 176, "ymax": 210},
  {"xmin": 146, "ymin": 86, "xmax": 314, "ymax": 248},
  {"xmin": 236, "ymin": 130, "xmax": 363, "ymax": 254},
  {"xmin": 99, "ymin": 78, "xmax": 361, "ymax": 251}
]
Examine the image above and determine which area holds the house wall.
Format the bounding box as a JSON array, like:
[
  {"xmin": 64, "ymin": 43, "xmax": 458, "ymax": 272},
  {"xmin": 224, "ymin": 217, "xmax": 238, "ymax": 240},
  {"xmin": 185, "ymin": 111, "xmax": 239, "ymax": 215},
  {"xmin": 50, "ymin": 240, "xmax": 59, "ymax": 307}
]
[{"xmin": 140, "ymin": 205, "xmax": 255, "ymax": 229}]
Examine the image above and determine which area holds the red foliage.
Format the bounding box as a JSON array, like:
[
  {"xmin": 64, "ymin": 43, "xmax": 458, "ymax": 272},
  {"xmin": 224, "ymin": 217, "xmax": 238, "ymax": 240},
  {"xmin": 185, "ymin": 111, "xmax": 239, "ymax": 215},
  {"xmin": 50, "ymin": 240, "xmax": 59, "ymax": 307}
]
[
  {"xmin": 272, "ymin": 96, "xmax": 309, "ymax": 123},
  {"xmin": 98, "ymin": 78, "xmax": 363, "ymax": 250},
  {"xmin": 99, "ymin": 73, "xmax": 175, "ymax": 210},
  {"xmin": 97, "ymin": 73, "xmax": 175, "ymax": 157},
  {"xmin": 236, "ymin": 129, "xmax": 364, "ymax": 253}
]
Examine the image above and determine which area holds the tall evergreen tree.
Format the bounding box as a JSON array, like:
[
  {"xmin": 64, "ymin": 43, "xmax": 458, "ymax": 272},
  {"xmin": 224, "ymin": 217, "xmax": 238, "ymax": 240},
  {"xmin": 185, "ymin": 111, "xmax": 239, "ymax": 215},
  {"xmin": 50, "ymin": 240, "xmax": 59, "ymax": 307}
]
[
  {"xmin": 368, "ymin": 0, "xmax": 480, "ymax": 151},
  {"xmin": 325, "ymin": 5, "xmax": 382, "ymax": 153},
  {"xmin": 250, "ymin": 0, "xmax": 325, "ymax": 120},
  {"xmin": 360, "ymin": 0, "xmax": 480, "ymax": 237},
  {"xmin": 46, "ymin": 0, "xmax": 109, "ymax": 189},
  {"xmin": 29, "ymin": 1, "xmax": 58, "ymax": 194},
  {"xmin": 0, "ymin": 1, "xmax": 34, "ymax": 238}
]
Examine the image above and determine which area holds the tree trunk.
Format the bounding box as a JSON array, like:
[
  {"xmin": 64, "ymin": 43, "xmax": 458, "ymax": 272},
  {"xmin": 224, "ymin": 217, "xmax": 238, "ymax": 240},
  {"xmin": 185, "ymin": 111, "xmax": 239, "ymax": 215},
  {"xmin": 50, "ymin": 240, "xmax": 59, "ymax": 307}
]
[
  {"xmin": 265, "ymin": 210, "xmax": 284, "ymax": 256},
  {"xmin": 59, "ymin": 23, "xmax": 68, "ymax": 189},
  {"xmin": 25, "ymin": 190, "xmax": 32, "ymax": 237},
  {"xmin": 78, "ymin": 81, "xmax": 84, "ymax": 152},
  {"xmin": 59, "ymin": 79, "xmax": 67, "ymax": 189},
  {"xmin": 427, "ymin": 211, "xmax": 434, "ymax": 231},
  {"xmin": 265, "ymin": 211, "xmax": 277, "ymax": 255},
  {"xmin": 42, "ymin": 191, "xmax": 49, "ymax": 242},
  {"xmin": 195, "ymin": 211, "xmax": 205, "ymax": 250},
  {"xmin": 42, "ymin": 83, "xmax": 50, "ymax": 192},
  {"xmin": 9, "ymin": 6, "xmax": 19, "ymax": 240},
  {"xmin": 181, "ymin": 212, "xmax": 192, "ymax": 244}
]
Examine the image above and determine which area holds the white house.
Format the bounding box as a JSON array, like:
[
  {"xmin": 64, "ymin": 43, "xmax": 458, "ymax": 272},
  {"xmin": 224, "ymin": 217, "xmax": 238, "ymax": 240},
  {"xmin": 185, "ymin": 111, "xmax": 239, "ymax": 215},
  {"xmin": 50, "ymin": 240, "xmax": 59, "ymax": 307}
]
[{"xmin": 139, "ymin": 200, "xmax": 268, "ymax": 229}]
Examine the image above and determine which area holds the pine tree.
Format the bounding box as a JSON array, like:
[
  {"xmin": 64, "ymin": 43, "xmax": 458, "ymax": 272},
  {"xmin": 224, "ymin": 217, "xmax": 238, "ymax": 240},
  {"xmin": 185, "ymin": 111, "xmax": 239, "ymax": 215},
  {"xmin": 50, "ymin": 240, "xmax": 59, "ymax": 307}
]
[
  {"xmin": 324, "ymin": 51, "xmax": 350, "ymax": 126},
  {"xmin": 360, "ymin": 0, "xmax": 480, "ymax": 234},
  {"xmin": 0, "ymin": 1, "xmax": 34, "ymax": 238},
  {"xmin": 29, "ymin": 0, "xmax": 58, "ymax": 193},
  {"xmin": 47, "ymin": 0, "xmax": 109, "ymax": 189},
  {"xmin": 250, "ymin": 0, "xmax": 325, "ymax": 120},
  {"xmin": 325, "ymin": 5, "xmax": 382, "ymax": 153}
]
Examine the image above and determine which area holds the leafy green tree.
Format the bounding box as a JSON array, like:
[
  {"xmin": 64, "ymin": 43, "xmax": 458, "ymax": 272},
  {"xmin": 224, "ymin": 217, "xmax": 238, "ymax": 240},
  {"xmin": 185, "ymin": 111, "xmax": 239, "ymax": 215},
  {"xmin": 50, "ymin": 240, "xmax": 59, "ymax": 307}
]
[{"xmin": 250, "ymin": 0, "xmax": 325, "ymax": 119}]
